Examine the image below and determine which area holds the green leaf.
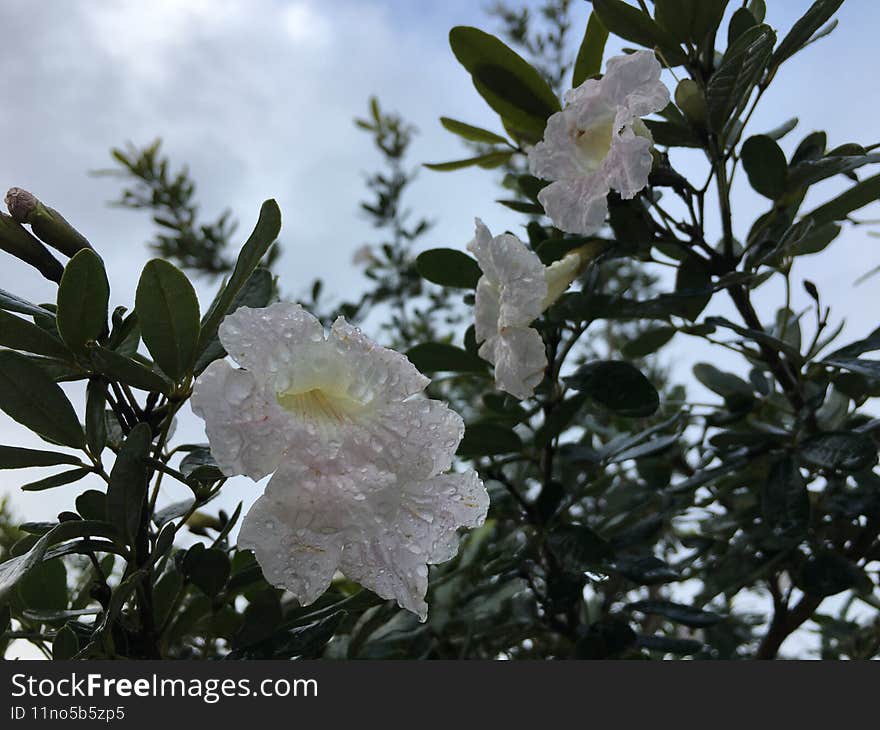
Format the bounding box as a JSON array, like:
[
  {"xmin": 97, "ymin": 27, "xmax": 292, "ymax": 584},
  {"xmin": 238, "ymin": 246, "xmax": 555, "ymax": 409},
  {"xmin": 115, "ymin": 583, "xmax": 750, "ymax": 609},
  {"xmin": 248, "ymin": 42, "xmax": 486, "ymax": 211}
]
[
  {"xmin": 405, "ymin": 342, "xmax": 487, "ymax": 374},
  {"xmin": 106, "ymin": 422, "xmax": 152, "ymax": 544},
  {"xmin": 547, "ymin": 524, "xmax": 612, "ymax": 574},
  {"xmin": 0, "ymin": 288, "xmax": 55, "ymax": 319},
  {"xmin": 135, "ymin": 259, "xmax": 201, "ymax": 381},
  {"xmin": 592, "ymin": 0, "xmax": 686, "ymax": 65},
  {"xmin": 56, "ymin": 249, "xmax": 109, "ymax": 351},
  {"xmin": 627, "ymin": 599, "xmax": 723, "ymax": 627},
  {"xmin": 52, "ymin": 623, "xmax": 80, "ymax": 659},
  {"xmin": 0, "ymin": 310, "xmax": 70, "ymax": 360},
  {"xmin": 415, "ymin": 249, "xmax": 481, "ymax": 289},
  {"xmin": 193, "ymin": 267, "xmax": 275, "ymax": 375},
  {"xmin": 197, "ymin": 201, "xmax": 281, "ymax": 359},
  {"xmin": 642, "ymin": 119, "xmax": 702, "ymax": 148},
  {"xmin": 693, "ymin": 362, "xmax": 754, "ymax": 401},
  {"xmin": 566, "ymin": 361, "xmax": 660, "ymax": 417},
  {"xmin": 0, "ymin": 350, "xmax": 85, "ymax": 448},
  {"xmin": 424, "ymin": 150, "xmax": 514, "ymax": 171},
  {"xmin": 824, "ymin": 357, "xmax": 880, "ymax": 379},
  {"xmin": 762, "ymin": 456, "xmax": 810, "ymax": 535},
  {"xmin": 798, "ymin": 550, "xmax": 871, "ymax": 597},
  {"xmin": 439, "ymin": 117, "xmax": 508, "ymax": 145},
  {"xmin": 183, "ymin": 545, "xmax": 231, "ymax": 597},
  {"xmin": 0, "ymin": 445, "xmax": 81, "ymax": 469},
  {"xmin": 85, "ymin": 378, "xmax": 107, "ymax": 456},
  {"xmin": 654, "ymin": 0, "xmax": 729, "ymax": 46},
  {"xmin": 572, "ymin": 12, "xmax": 608, "ymax": 87},
  {"xmin": 727, "ymin": 7, "xmax": 757, "ymax": 45},
  {"xmin": 622, "ymin": 326, "xmax": 676, "ymax": 358},
  {"xmin": 610, "ymin": 555, "xmax": 680, "ymax": 585},
  {"xmin": 449, "ymin": 26, "xmax": 560, "ymax": 142},
  {"xmin": 804, "ymin": 173, "xmax": 880, "ymax": 226},
  {"xmin": 75, "ymin": 490, "xmax": 107, "ymax": 521},
  {"xmin": 0, "ymin": 520, "xmax": 119, "ymax": 606},
  {"xmin": 799, "ymin": 431, "xmax": 877, "ymax": 473},
  {"xmin": 787, "ymin": 153, "xmax": 880, "ymax": 192},
  {"xmin": 770, "ymin": 0, "xmax": 844, "ymax": 71},
  {"xmin": 457, "ymin": 422, "xmax": 523, "ymax": 457},
  {"xmin": 88, "ymin": 344, "xmax": 172, "ymax": 394},
  {"xmin": 21, "ymin": 467, "xmax": 91, "ymax": 492},
  {"xmin": 741, "ymin": 135, "xmax": 788, "ymax": 199},
  {"xmin": 18, "ymin": 558, "xmax": 67, "ymax": 611},
  {"xmin": 534, "ymin": 394, "xmax": 587, "ymax": 448},
  {"xmin": 706, "ymin": 24, "xmax": 775, "ymax": 135},
  {"xmin": 180, "ymin": 447, "xmax": 224, "ymax": 485}
]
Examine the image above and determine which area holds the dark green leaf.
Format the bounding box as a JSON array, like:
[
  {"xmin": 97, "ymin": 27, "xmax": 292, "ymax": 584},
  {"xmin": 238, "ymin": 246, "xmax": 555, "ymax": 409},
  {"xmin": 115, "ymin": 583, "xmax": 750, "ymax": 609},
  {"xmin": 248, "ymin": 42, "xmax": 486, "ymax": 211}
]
[
  {"xmin": 439, "ymin": 117, "xmax": 508, "ymax": 145},
  {"xmin": 183, "ymin": 545, "xmax": 231, "ymax": 597},
  {"xmin": 106, "ymin": 422, "xmax": 152, "ymax": 544},
  {"xmin": 18, "ymin": 558, "xmax": 67, "ymax": 611},
  {"xmin": 566, "ymin": 361, "xmax": 660, "ymax": 417},
  {"xmin": 197, "ymin": 200, "xmax": 281, "ymax": 359},
  {"xmin": 762, "ymin": 456, "xmax": 810, "ymax": 534},
  {"xmin": 622, "ymin": 326, "xmax": 676, "ymax": 358},
  {"xmin": 52, "ymin": 623, "xmax": 80, "ymax": 659},
  {"xmin": 534, "ymin": 394, "xmax": 587, "ymax": 448},
  {"xmin": 824, "ymin": 357, "xmax": 880, "ymax": 379},
  {"xmin": 706, "ymin": 24, "xmax": 775, "ymax": 135},
  {"xmin": 693, "ymin": 362, "xmax": 753, "ymax": 400},
  {"xmin": 0, "ymin": 350, "xmax": 85, "ymax": 448},
  {"xmin": 654, "ymin": 0, "xmax": 729, "ymax": 45},
  {"xmin": 75, "ymin": 490, "xmax": 107, "ymax": 521},
  {"xmin": 610, "ymin": 555, "xmax": 680, "ymax": 585},
  {"xmin": 449, "ymin": 26, "xmax": 560, "ymax": 142},
  {"xmin": 88, "ymin": 344, "xmax": 172, "ymax": 394},
  {"xmin": 135, "ymin": 259, "xmax": 201, "ymax": 381},
  {"xmin": 547, "ymin": 524, "xmax": 612, "ymax": 574},
  {"xmin": 193, "ymin": 267, "xmax": 275, "ymax": 375},
  {"xmin": 415, "ymin": 249, "xmax": 481, "ymax": 289},
  {"xmin": 457, "ymin": 422, "xmax": 523, "ymax": 457},
  {"xmin": 424, "ymin": 150, "xmax": 514, "ymax": 171},
  {"xmin": 572, "ymin": 12, "xmax": 608, "ymax": 86},
  {"xmin": 85, "ymin": 378, "xmax": 107, "ymax": 456},
  {"xmin": 637, "ymin": 634, "xmax": 704, "ymax": 655},
  {"xmin": 805, "ymin": 173, "xmax": 880, "ymax": 226},
  {"xmin": 627, "ymin": 599, "xmax": 723, "ymax": 627},
  {"xmin": 799, "ymin": 431, "xmax": 877, "ymax": 472},
  {"xmin": 21, "ymin": 467, "xmax": 91, "ymax": 492},
  {"xmin": 643, "ymin": 119, "xmax": 702, "ymax": 148},
  {"xmin": 770, "ymin": 0, "xmax": 844, "ymax": 70},
  {"xmin": 0, "ymin": 310, "xmax": 70, "ymax": 360},
  {"xmin": 0, "ymin": 445, "xmax": 81, "ymax": 470},
  {"xmin": 741, "ymin": 135, "xmax": 788, "ymax": 198},
  {"xmin": 406, "ymin": 342, "xmax": 487, "ymax": 374},
  {"xmin": 591, "ymin": 0, "xmax": 686, "ymax": 65},
  {"xmin": 798, "ymin": 550, "xmax": 870, "ymax": 597},
  {"xmin": 56, "ymin": 249, "xmax": 109, "ymax": 351},
  {"xmin": 0, "ymin": 288, "xmax": 54, "ymax": 319}
]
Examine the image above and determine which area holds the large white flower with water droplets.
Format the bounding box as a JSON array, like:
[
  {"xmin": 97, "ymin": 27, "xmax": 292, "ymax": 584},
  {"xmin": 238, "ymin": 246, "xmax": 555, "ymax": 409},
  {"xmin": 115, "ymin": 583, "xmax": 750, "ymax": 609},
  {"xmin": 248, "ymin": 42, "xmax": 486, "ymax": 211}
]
[
  {"xmin": 191, "ymin": 302, "xmax": 488, "ymax": 619},
  {"xmin": 528, "ymin": 50, "xmax": 670, "ymax": 235},
  {"xmin": 468, "ymin": 219, "xmax": 589, "ymax": 400}
]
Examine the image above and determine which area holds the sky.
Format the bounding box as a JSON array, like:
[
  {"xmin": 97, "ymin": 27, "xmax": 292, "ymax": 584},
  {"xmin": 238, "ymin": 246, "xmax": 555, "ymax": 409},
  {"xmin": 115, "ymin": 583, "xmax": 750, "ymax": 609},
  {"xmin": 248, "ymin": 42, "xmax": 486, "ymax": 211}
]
[{"xmin": 1, "ymin": 0, "xmax": 879, "ymax": 658}]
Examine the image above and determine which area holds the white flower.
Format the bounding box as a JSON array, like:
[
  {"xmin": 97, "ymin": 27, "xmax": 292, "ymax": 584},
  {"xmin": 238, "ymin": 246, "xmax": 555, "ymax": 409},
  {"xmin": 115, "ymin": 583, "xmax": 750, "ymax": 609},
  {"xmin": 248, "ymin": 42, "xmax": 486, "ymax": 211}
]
[
  {"xmin": 528, "ymin": 50, "xmax": 669, "ymax": 235},
  {"xmin": 468, "ymin": 219, "xmax": 590, "ymax": 399},
  {"xmin": 191, "ymin": 302, "xmax": 488, "ymax": 619}
]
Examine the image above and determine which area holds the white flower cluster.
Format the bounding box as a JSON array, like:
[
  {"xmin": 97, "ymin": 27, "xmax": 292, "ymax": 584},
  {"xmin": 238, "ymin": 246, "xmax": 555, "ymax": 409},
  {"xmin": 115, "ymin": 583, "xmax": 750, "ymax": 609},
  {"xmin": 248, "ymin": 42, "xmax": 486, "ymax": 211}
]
[{"xmin": 192, "ymin": 302, "xmax": 488, "ymax": 620}]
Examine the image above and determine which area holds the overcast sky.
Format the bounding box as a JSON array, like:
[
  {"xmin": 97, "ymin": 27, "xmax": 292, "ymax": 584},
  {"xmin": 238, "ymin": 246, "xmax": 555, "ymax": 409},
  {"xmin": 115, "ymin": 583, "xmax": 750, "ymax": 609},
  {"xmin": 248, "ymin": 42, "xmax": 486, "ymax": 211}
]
[{"xmin": 1, "ymin": 0, "xmax": 879, "ymax": 657}]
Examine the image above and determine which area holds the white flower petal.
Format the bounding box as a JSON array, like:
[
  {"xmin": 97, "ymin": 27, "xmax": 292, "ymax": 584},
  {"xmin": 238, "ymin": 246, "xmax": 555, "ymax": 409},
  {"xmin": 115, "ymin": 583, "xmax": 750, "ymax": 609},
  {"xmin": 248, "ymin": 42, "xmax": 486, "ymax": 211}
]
[
  {"xmin": 190, "ymin": 360, "xmax": 292, "ymax": 480},
  {"xmin": 603, "ymin": 130, "xmax": 654, "ymax": 199},
  {"xmin": 527, "ymin": 51, "xmax": 669, "ymax": 235},
  {"xmin": 473, "ymin": 277, "xmax": 501, "ymax": 346},
  {"xmin": 479, "ymin": 326, "xmax": 547, "ymax": 400},
  {"xmin": 238, "ymin": 488, "xmax": 342, "ymax": 606},
  {"xmin": 327, "ymin": 317, "xmax": 429, "ymax": 402},
  {"xmin": 537, "ymin": 177, "xmax": 609, "ymax": 236},
  {"xmin": 238, "ymin": 459, "xmax": 487, "ymax": 621},
  {"xmin": 219, "ymin": 301, "xmax": 325, "ymax": 380},
  {"xmin": 195, "ymin": 302, "xmax": 488, "ymax": 619},
  {"xmin": 603, "ymin": 50, "xmax": 670, "ymax": 121}
]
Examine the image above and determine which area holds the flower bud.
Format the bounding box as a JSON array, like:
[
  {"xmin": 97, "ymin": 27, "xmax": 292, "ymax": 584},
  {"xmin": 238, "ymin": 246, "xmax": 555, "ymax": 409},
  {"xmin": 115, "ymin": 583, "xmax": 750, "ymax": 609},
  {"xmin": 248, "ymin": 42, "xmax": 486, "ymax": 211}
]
[
  {"xmin": 5, "ymin": 187, "xmax": 92, "ymax": 257},
  {"xmin": 675, "ymin": 79, "xmax": 707, "ymax": 125},
  {"xmin": 0, "ymin": 211, "xmax": 64, "ymax": 282},
  {"xmin": 541, "ymin": 239, "xmax": 607, "ymax": 310}
]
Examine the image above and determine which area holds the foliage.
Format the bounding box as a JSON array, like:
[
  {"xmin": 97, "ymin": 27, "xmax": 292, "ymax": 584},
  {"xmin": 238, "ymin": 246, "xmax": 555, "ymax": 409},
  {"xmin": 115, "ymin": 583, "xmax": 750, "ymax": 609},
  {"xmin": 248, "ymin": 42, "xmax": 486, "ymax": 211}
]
[{"xmin": 0, "ymin": 0, "xmax": 878, "ymax": 660}]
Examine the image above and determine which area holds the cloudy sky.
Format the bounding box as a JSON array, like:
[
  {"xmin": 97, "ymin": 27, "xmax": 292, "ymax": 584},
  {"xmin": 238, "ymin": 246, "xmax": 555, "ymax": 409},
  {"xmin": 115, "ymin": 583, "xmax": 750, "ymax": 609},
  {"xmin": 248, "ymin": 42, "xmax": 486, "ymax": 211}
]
[{"xmin": 1, "ymin": 0, "xmax": 879, "ymax": 656}]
